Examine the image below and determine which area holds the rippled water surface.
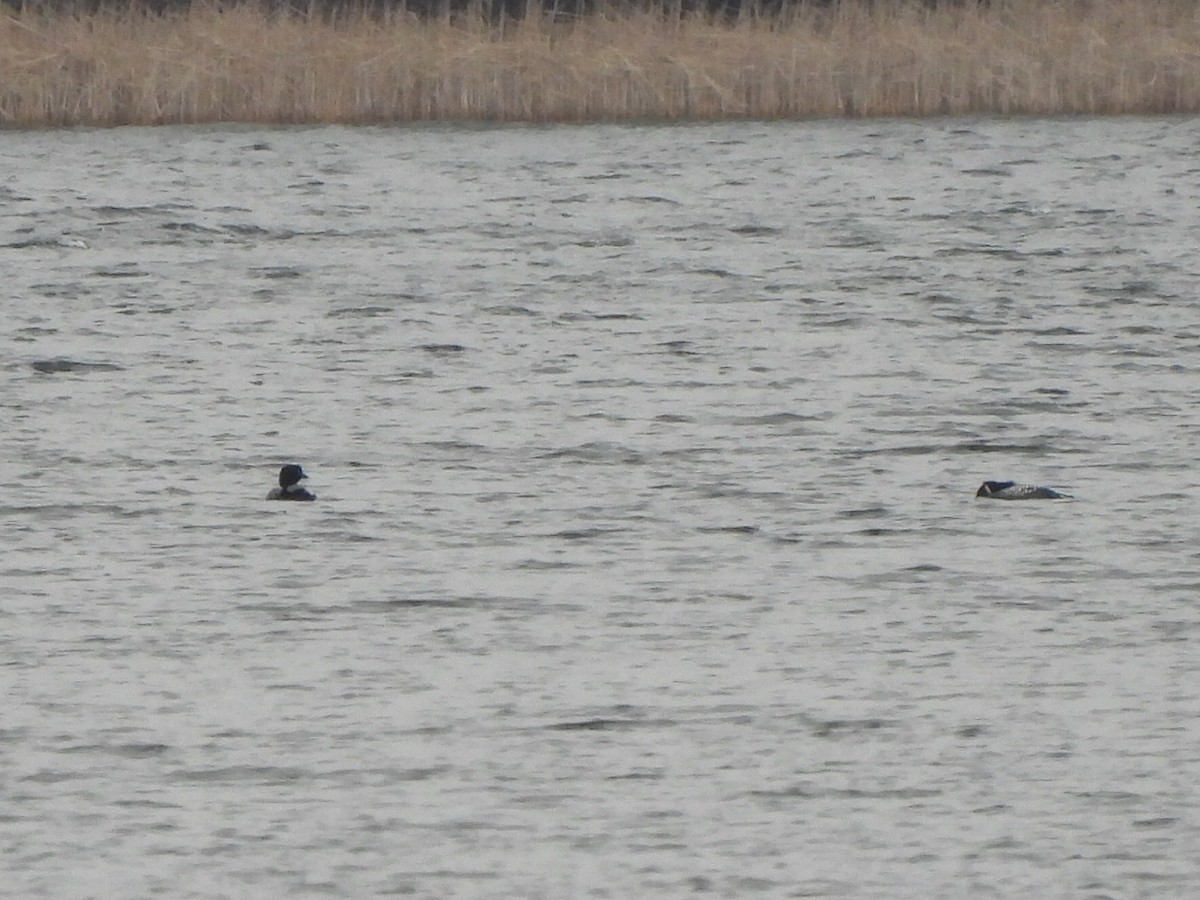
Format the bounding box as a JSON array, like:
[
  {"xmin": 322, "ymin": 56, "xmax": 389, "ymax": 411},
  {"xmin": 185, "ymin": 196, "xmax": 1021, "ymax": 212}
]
[{"xmin": 3, "ymin": 118, "xmax": 1200, "ymax": 898}]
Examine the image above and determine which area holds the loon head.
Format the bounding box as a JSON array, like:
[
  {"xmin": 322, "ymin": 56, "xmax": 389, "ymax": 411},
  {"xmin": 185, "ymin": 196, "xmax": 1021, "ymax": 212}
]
[
  {"xmin": 976, "ymin": 480, "xmax": 1015, "ymax": 497},
  {"xmin": 279, "ymin": 464, "xmax": 307, "ymax": 489}
]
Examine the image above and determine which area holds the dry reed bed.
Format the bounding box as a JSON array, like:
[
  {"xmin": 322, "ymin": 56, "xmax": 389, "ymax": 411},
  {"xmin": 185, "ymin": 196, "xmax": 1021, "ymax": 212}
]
[{"xmin": 2, "ymin": 0, "xmax": 1200, "ymax": 126}]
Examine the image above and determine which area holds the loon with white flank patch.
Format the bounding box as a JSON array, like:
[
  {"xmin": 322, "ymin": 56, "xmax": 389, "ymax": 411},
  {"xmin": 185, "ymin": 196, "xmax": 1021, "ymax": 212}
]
[
  {"xmin": 268, "ymin": 464, "xmax": 316, "ymax": 501},
  {"xmin": 976, "ymin": 481, "xmax": 1068, "ymax": 500}
]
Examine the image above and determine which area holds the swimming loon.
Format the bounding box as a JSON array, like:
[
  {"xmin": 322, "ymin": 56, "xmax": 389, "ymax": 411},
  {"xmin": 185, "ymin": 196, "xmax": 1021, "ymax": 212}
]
[
  {"xmin": 268, "ymin": 464, "xmax": 316, "ymax": 501},
  {"xmin": 976, "ymin": 481, "xmax": 1068, "ymax": 500}
]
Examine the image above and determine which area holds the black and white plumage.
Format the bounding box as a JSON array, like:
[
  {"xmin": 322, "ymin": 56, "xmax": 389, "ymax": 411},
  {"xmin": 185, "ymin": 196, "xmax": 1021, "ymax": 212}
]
[
  {"xmin": 975, "ymin": 480, "xmax": 1068, "ymax": 500},
  {"xmin": 267, "ymin": 464, "xmax": 316, "ymax": 501}
]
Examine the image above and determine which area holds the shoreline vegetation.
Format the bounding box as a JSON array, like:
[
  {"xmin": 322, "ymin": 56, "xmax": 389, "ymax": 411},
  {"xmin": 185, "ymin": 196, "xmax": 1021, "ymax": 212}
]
[{"xmin": 2, "ymin": 0, "xmax": 1200, "ymax": 127}]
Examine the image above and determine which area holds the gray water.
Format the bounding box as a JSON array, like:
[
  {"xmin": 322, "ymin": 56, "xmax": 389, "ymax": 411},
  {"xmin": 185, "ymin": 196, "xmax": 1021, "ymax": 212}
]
[{"xmin": 3, "ymin": 118, "xmax": 1200, "ymax": 899}]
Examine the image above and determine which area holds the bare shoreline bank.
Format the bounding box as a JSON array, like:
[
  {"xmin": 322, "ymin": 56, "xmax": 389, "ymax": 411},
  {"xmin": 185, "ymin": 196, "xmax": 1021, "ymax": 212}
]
[{"xmin": 3, "ymin": 0, "xmax": 1199, "ymax": 127}]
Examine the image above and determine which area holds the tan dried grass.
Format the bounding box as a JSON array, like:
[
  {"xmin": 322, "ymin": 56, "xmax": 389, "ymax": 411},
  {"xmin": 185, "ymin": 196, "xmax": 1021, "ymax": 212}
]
[{"xmin": 1, "ymin": 0, "xmax": 1199, "ymax": 126}]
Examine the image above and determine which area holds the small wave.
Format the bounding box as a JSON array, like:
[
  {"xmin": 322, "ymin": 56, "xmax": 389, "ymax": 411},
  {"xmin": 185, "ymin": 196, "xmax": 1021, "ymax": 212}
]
[
  {"xmin": 224, "ymin": 223, "xmax": 272, "ymax": 236},
  {"xmin": 557, "ymin": 311, "xmax": 642, "ymax": 323},
  {"xmin": 573, "ymin": 233, "xmax": 634, "ymax": 248},
  {"xmin": 328, "ymin": 305, "xmax": 395, "ymax": 318},
  {"xmin": 546, "ymin": 717, "xmax": 675, "ymax": 732},
  {"xmin": 626, "ymin": 195, "xmax": 680, "ymax": 205},
  {"xmin": 481, "ymin": 304, "xmax": 541, "ymax": 317},
  {"xmin": 961, "ymin": 166, "xmax": 1013, "ymax": 177},
  {"xmin": 350, "ymin": 598, "xmax": 479, "ymax": 610},
  {"xmin": 3, "ymin": 236, "xmax": 89, "ymax": 250},
  {"xmin": 726, "ymin": 411, "xmax": 821, "ymax": 426},
  {"xmin": 546, "ymin": 527, "xmax": 625, "ymax": 541},
  {"xmin": 62, "ymin": 742, "xmax": 172, "ymax": 759},
  {"xmin": 92, "ymin": 265, "xmax": 148, "ymax": 278},
  {"xmin": 30, "ymin": 359, "xmax": 123, "ymax": 374},
  {"xmin": 752, "ymin": 784, "xmax": 942, "ymax": 801},
  {"xmin": 514, "ymin": 559, "xmax": 581, "ymax": 571},
  {"xmin": 537, "ymin": 442, "xmax": 645, "ymax": 465},
  {"xmin": 170, "ymin": 765, "xmax": 307, "ymax": 784},
  {"xmin": 730, "ymin": 224, "xmax": 781, "ymax": 236},
  {"xmin": 251, "ymin": 265, "xmax": 304, "ymax": 279},
  {"xmin": 588, "ymin": 312, "xmax": 643, "ymax": 320},
  {"xmin": 161, "ymin": 221, "xmax": 220, "ymax": 235},
  {"xmin": 854, "ymin": 526, "xmax": 902, "ymax": 537},
  {"xmin": 656, "ymin": 340, "xmax": 705, "ymax": 357},
  {"xmin": 837, "ymin": 505, "xmax": 888, "ymax": 519},
  {"xmin": 417, "ymin": 343, "xmax": 468, "ymax": 355}
]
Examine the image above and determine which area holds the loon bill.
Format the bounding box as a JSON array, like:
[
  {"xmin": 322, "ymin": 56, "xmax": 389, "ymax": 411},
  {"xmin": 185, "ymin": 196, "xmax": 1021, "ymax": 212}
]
[{"xmin": 976, "ymin": 481, "xmax": 1068, "ymax": 500}]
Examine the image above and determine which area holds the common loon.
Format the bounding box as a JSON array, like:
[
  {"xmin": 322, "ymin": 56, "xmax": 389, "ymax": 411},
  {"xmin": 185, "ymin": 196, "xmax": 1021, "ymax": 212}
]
[
  {"xmin": 268, "ymin": 464, "xmax": 316, "ymax": 501},
  {"xmin": 976, "ymin": 481, "xmax": 1068, "ymax": 500}
]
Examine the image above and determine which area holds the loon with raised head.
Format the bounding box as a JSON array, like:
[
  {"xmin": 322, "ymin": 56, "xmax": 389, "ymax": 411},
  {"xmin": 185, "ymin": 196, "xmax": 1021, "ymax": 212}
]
[
  {"xmin": 976, "ymin": 481, "xmax": 1068, "ymax": 500},
  {"xmin": 267, "ymin": 464, "xmax": 316, "ymax": 501}
]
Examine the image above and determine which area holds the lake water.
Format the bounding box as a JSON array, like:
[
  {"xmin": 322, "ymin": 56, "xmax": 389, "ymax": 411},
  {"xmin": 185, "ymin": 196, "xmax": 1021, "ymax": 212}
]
[{"xmin": 3, "ymin": 117, "xmax": 1200, "ymax": 898}]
